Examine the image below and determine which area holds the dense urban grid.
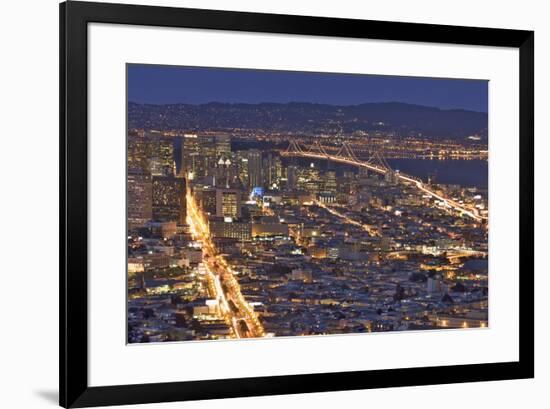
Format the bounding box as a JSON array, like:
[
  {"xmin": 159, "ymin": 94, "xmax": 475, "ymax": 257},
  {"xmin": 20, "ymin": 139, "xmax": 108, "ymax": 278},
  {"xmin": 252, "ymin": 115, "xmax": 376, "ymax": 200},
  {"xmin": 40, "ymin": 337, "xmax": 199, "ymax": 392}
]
[{"xmin": 127, "ymin": 105, "xmax": 489, "ymax": 343}]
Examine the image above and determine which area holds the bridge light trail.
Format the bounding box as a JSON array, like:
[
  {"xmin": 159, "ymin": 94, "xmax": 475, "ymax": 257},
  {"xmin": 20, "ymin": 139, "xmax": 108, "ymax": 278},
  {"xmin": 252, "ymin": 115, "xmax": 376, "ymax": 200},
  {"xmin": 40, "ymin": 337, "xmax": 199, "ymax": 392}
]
[{"xmin": 281, "ymin": 144, "xmax": 487, "ymax": 222}]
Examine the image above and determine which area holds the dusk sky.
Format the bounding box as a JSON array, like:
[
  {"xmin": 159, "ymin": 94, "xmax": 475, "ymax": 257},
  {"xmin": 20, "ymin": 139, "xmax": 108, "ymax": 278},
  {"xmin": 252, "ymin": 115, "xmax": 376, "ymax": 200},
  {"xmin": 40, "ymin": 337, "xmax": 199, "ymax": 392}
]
[{"xmin": 128, "ymin": 64, "xmax": 488, "ymax": 113}]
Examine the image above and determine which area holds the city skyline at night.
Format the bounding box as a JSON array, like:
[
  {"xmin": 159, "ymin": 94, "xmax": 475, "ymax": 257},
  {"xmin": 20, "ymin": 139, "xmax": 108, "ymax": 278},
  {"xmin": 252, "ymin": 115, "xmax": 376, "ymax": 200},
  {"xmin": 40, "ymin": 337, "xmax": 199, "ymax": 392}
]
[{"xmin": 127, "ymin": 65, "xmax": 488, "ymax": 343}]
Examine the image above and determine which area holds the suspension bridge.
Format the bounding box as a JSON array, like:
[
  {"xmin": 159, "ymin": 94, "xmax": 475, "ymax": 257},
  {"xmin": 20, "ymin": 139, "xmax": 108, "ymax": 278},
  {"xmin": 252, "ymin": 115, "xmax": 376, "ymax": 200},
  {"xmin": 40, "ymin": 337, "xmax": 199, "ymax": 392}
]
[{"xmin": 280, "ymin": 140, "xmax": 487, "ymax": 222}]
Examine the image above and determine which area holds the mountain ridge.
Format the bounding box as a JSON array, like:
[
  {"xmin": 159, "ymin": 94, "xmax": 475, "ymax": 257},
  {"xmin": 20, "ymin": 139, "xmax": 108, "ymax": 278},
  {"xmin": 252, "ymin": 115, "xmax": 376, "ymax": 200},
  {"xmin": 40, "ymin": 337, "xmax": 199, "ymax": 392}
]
[{"xmin": 128, "ymin": 101, "xmax": 488, "ymax": 139}]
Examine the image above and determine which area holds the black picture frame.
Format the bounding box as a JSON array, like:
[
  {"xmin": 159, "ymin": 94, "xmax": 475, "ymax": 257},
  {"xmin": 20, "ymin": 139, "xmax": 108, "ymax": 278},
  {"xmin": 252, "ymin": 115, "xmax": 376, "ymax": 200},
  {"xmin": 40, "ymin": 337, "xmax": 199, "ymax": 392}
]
[{"xmin": 60, "ymin": 1, "xmax": 534, "ymax": 407}]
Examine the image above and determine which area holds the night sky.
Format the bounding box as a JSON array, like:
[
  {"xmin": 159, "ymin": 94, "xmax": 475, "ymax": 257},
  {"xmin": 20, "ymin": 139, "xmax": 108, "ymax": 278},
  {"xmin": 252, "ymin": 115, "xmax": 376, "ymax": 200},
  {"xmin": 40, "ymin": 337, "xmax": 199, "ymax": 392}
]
[{"xmin": 128, "ymin": 64, "xmax": 488, "ymax": 113}]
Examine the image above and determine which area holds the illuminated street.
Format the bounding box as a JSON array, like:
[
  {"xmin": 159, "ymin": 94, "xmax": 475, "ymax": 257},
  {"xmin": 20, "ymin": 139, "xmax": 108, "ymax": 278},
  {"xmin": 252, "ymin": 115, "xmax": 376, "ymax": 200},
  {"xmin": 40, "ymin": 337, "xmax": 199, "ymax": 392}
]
[
  {"xmin": 313, "ymin": 199, "xmax": 380, "ymax": 237},
  {"xmin": 186, "ymin": 190, "xmax": 265, "ymax": 339}
]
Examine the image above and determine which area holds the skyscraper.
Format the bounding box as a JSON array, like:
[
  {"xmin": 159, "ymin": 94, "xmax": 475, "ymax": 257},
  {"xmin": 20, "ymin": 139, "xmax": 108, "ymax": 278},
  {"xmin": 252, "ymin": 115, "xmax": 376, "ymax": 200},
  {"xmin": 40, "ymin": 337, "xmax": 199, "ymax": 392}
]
[
  {"xmin": 324, "ymin": 170, "xmax": 338, "ymax": 193},
  {"xmin": 286, "ymin": 164, "xmax": 298, "ymax": 190},
  {"xmin": 181, "ymin": 134, "xmax": 200, "ymax": 177},
  {"xmin": 216, "ymin": 188, "xmax": 241, "ymax": 218},
  {"xmin": 198, "ymin": 136, "xmax": 217, "ymax": 178},
  {"xmin": 215, "ymin": 135, "xmax": 231, "ymax": 158},
  {"xmin": 298, "ymin": 165, "xmax": 321, "ymax": 194},
  {"xmin": 262, "ymin": 152, "xmax": 282, "ymax": 188},
  {"xmin": 235, "ymin": 151, "xmax": 249, "ymax": 188},
  {"xmin": 247, "ymin": 149, "xmax": 262, "ymax": 189},
  {"xmin": 263, "ymin": 153, "xmax": 274, "ymax": 187},
  {"xmin": 273, "ymin": 156, "xmax": 283, "ymax": 187},
  {"xmin": 199, "ymin": 187, "xmax": 217, "ymax": 216},
  {"xmin": 214, "ymin": 157, "xmax": 238, "ymax": 188},
  {"xmin": 152, "ymin": 176, "xmax": 186, "ymax": 224},
  {"xmin": 150, "ymin": 137, "xmax": 175, "ymax": 176},
  {"xmin": 127, "ymin": 133, "xmax": 150, "ymax": 172},
  {"xmin": 127, "ymin": 168, "xmax": 152, "ymax": 230}
]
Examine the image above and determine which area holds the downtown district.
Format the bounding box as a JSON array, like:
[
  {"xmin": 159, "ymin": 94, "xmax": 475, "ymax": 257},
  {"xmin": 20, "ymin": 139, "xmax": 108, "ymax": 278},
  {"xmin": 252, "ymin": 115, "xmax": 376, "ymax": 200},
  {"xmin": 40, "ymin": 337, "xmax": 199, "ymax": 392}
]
[{"xmin": 127, "ymin": 130, "xmax": 488, "ymax": 343}]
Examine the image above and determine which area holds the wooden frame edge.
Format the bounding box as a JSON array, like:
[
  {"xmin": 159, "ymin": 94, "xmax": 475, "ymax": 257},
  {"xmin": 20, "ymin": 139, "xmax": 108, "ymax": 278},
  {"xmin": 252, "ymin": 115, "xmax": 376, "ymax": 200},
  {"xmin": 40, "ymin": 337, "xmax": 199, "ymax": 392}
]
[{"xmin": 60, "ymin": 1, "xmax": 535, "ymax": 407}]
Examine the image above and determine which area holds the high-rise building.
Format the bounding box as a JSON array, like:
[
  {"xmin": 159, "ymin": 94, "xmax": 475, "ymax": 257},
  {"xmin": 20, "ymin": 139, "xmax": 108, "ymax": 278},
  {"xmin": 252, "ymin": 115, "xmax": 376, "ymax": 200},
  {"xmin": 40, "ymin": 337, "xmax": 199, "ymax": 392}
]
[
  {"xmin": 127, "ymin": 133, "xmax": 150, "ymax": 172},
  {"xmin": 215, "ymin": 135, "xmax": 231, "ymax": 158},
  {"xmin": 128, "ymin": 132, "xmax": 175, "ymax": 177},
  {"xmin": 324, "ymin": 170, "xmax": 338, "ymax": 193},
  {"xmin": 214, "ymin": 157, "xmax": 238, "ymax": 188},
  {"xmin": 216, "ymin": 188, "xmax": 241, "ymax": 218},
  {"xmin": 152, "ymin": 176, "xmax": 186, "ymax": 224},
  {"xmin": 262, "ymin": 152, "xmax": 282, "ymax": 188},
  {"xmin": 263, "ymin": 153, "xmax": 274, "ymax": 187},
  {"xmin": 235, "ymin": 151, "xmax": 249, "ymax": 188},
  {"xmin": 247, "ymin": 149, "xmax": 262, "ymax": 189},
  {"xmin": 127, "ymin": 168, "xmax": 152, "ymax": 230},
  {"xmin": 181, "ymin": 134, "xmax": 200, "ymax": 178},
  {"xmin": 298, "ymin": 165, "xmax": 321, "ymax": 194},
  {"xmin": 337, "ymin": 174, "xmax": 355, "ymax": 204},
  {"xmin": 198, "ymin": 136, "xmax": 217, "ymax": 178},
  {"xmin": 286, "ymin": 164, "xmax": 298, "ymax": 190},
  {"xmin": 150, "ymin": 137, "xmax": 175, "ymax": 176},
  {"xmin": 198, "ymin": 187, "xmax": 217, "ymax": 216},
  {"xmin": 273, "ymin": 156, "xmax": 283, "ymax": 187}
]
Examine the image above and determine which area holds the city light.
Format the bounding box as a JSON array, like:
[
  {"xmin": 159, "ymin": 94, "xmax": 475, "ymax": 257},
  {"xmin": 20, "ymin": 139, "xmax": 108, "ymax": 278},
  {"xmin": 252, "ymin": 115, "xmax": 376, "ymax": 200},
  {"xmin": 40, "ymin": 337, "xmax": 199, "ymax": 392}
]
[
  {"xmin": 186, "ymin": 191, "xmax": 265, "ymax": 339},
  {"xmin": 127, "ymin": 82, "xmax": 488, "ymax": 343}
]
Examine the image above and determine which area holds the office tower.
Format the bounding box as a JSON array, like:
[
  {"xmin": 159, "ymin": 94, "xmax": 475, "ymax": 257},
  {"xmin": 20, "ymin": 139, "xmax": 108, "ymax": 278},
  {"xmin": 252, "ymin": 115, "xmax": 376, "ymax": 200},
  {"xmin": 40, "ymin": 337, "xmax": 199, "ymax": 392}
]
[
  {"xmin": 199, "ymin": 187, "xmax": 217, "ymax": 216},
  {"xmin": 215, "ymin": 135, "xmax": 231, "ymax": 158},
  {"xmin": 181, "ymin": 134, "xmax": 200, "ymax": 178},
  {"xmin": 263, "ymin": 153, "xmax": 274, "ymax": 187},
  {"xmin": 152, "ymin": 176, "xmax": 186, "ymax": 224},
  {"xmin": 127, "ymin": 133, "xmax": 150, "ymax": 172},
  {"xmin": 273, "ymin": 156, "xmax": 283, "ymax": 187},
  {"xmin": 216, "ymin": 188, "xmax": 241, "ymax": 218},
  {"xmin": 247, "ymin": 149, "xmax": 262, "ymax": 189},
  {"xmin": 286, "ymin": 164, "xmax": 298, "ymax": 190},
  {"xmin": 127, "ymin": 168, "xmax": 152, "ymax": 230},
  {"xmin": 235, "ymin": 151, "xmax": 249, "ymax": 188},
  {"xmin": 198, "ymin": 136, "xmax": 217, "ymax": 178},
  {"xmin": 324, "ymin": 170, "xmax": 338, "ymax": 193},
  {"xmin": 337, "ymin": 173, "xmax": 355, "ymax": 204},
  {"xmin": 262, "ymin": 152, "xmax": 282, "ymax": 188},
  {"xmin": 128, "ymin": 132, "xmax": 174, "ymax": 176},
  {"xmin": 298, "ymin": 165, "xmax": 321, "ymax": 195},
  {"xmin": 150, "ymin": 137, "xmax": 175, "ymax": 176},
  {"xmin": 214, "ymin": 157, "xmax": 238, "ymax": 188}
]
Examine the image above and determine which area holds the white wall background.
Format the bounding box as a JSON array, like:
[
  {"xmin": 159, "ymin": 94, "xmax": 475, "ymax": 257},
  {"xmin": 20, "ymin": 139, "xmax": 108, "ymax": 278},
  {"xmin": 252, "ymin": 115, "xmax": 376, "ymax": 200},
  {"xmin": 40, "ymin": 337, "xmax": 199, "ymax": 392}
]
[{"xmin": 0, "ymin": 0, "xmax": 546, "ymax": 408}]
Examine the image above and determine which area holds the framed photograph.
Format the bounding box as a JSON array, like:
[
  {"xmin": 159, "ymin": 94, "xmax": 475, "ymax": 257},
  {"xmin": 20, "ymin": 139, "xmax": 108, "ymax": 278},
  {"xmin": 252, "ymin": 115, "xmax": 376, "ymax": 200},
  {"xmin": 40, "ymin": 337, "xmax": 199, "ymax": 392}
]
[{"xmin": 60, "ymin": 1, "xmax": 534, "ymax": 407}]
